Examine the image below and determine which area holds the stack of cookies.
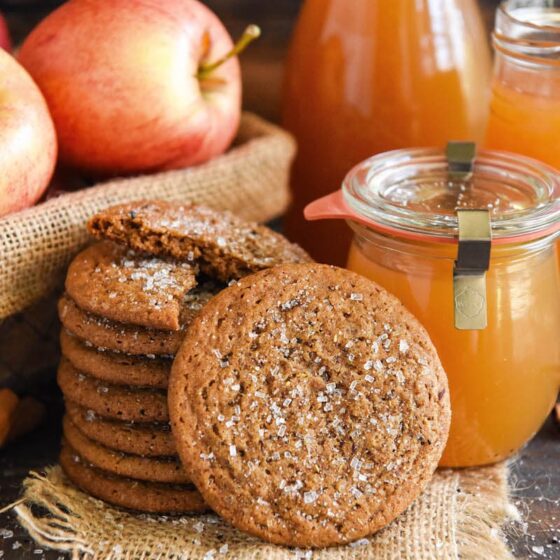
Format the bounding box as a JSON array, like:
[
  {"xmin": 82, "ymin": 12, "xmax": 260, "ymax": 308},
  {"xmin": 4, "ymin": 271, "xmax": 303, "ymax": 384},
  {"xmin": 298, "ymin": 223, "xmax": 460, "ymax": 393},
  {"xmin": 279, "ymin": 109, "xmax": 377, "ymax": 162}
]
[{"xmin": 57, "ymin": 200, "xmax": 311, "ymax": 514}]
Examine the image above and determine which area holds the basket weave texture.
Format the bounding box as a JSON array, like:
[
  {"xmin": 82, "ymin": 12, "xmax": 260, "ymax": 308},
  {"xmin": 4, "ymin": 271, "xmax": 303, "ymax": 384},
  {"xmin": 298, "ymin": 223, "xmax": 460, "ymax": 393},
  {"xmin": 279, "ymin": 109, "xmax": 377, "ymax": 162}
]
[{"xmin": 0, "ymin": 113, "xmax": 295, "ymax": 386}]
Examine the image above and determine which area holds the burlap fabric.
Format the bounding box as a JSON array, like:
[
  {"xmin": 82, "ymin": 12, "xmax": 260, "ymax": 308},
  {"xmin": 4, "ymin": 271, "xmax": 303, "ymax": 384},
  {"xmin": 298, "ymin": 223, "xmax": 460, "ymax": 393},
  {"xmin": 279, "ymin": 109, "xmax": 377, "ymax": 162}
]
[
  {"xmin": 12, "ymin": 464, "xmax": 517, "ymax": 560},
  {"xmin": 0, "ymin": 113, "xmax": 294, "ymax": 388},
  {"xmin": 0, "ymin": 112, "xmax": 294, "ymax": 320}
]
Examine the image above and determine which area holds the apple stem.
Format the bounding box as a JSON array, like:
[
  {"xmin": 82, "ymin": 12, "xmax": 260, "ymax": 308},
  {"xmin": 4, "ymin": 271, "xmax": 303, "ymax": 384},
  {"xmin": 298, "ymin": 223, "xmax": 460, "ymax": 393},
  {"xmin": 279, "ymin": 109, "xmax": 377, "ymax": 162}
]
[{"xmin": 197, "ymin": 24, "xmax": 261, "ymax": 79}]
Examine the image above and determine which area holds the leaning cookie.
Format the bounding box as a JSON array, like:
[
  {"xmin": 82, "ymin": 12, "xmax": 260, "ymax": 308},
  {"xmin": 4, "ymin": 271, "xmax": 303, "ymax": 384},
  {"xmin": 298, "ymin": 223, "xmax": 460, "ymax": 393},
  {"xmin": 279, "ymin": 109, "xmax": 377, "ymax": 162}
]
[
  {"xmin": 60, "ymin": 444, "xmax": 206, "ymax": 514},
  {"xmin": 88, "ymin": 200, "xmax": 312, "ymax": 281},
  {"xmin": 169, "ymin": 264, "xmax": 450, "ymax": 548}
]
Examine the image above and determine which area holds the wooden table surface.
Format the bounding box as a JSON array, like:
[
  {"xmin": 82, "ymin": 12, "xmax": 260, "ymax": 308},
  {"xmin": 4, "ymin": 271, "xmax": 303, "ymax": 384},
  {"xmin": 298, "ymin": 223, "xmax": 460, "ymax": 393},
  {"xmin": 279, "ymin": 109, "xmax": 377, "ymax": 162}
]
[{"xmin": 1, "ymin": 1, "xmax": 558, "ymax": 559}]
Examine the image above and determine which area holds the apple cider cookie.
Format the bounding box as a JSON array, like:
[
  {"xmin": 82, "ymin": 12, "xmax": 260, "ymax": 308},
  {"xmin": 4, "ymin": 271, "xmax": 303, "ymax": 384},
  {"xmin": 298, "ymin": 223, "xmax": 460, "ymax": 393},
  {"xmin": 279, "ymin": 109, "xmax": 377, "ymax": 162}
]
[
  {"xmin": 66, "ymin": 241, "xmax": 199, "ymax": 331},
  {"xmin": 57, "ymin": 358, "xmax": 169, "ymax": 423},
  {"xmin": 60, "ymin": 330, "xmax": 171, "ymax": 389},
  {"xmin": 58, "ymin": 295, "xmax": 185, "ymax": 356},
  {"xmin": 65, "ymin": 401, "xmax": 175, "ymax": 457},
  {"xmin": 169, "ymin": 264, "xmax": 450, "ymax": 548},
  {"xmin": 63, "ymin": 416, "xmax": 188, "ymax": 484},
  {"xmin": 88, "ymin": 200, "xmax": 312, "ymax": 281},
  {"xmin": 60, "ymin": 444, "xmax": 206, "ymax": 514}
]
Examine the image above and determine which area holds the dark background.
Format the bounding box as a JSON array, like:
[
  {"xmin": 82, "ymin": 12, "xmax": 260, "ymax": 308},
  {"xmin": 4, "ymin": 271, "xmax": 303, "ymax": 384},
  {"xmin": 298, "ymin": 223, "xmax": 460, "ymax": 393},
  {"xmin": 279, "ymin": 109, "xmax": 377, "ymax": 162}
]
[{"xmin": 0, "ymin": 2, "xmax": 558, "ymax": 560}]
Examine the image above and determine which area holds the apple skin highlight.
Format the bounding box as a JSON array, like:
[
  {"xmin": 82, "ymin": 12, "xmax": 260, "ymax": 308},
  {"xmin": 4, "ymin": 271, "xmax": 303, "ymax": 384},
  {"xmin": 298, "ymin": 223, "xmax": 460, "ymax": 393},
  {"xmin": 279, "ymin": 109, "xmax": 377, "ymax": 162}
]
[
  {"xmin": 0, "ymin": 50, "xmax": 57, "ymax": 217},
  {"xmin": 19, "ymin": 0, "xmax": 242, "ymax": 176}
]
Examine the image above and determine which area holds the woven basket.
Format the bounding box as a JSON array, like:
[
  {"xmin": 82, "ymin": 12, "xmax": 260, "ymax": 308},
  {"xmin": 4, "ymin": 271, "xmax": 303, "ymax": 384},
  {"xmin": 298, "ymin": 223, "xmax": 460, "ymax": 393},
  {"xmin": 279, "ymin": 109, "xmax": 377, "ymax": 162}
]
[{"xmin": 0, "ymin": 112, "xmax": 295, "ymax": 389}]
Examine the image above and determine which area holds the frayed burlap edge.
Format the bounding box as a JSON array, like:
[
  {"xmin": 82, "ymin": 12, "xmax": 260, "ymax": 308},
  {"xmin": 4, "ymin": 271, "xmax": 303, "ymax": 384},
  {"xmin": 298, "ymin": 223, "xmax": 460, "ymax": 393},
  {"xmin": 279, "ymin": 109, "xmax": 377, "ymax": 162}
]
[
  {"xmin": 0, "ymin": 112, "xmax": 295, "ymax": 321},
  {"xmin": 454, "ymin": 465, "xmax": 520, "ymax": 560},
  {"xmin": 10, "ymin": 464, "xmax": 518, "ymax": 560}
]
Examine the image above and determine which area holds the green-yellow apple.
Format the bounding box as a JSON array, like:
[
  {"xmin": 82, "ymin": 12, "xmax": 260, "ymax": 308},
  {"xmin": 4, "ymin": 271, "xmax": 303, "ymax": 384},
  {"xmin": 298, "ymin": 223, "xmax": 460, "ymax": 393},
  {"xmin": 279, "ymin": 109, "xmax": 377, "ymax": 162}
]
[
  {"xmin": 19, "ymin": 0, "xmax": 250, "ymax": 176},
  {"xmin": 0, "ymin": 49, "xmax": 57, "ymax": 217}
]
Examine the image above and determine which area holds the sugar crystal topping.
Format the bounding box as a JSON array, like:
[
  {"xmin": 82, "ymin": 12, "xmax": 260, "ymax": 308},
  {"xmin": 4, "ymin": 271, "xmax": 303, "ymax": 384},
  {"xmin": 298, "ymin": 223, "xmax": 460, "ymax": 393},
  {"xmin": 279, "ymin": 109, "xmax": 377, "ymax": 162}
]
[
  {"xmin": 71, "ymin": 242, "xmax": 202, "ymax": 332},
  {"xmin": 184, "ymin": 267, "xmax": 447, "ymax": 538},
  {"xmin": 106, "ymin": 248, "xmax": 196, "ymax": 311}
]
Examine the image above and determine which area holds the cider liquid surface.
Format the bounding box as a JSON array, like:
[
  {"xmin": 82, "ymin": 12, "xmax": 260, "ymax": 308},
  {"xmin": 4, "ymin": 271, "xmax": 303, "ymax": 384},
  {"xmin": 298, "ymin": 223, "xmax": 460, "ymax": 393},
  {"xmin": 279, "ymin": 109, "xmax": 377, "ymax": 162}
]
[
  {"xmin": 283, "ymin": 0, "xmax": 491, "ymax": 265},
  {"xmin": 347, "ymin": 237, "xmax": 560, "ymax": 467}
]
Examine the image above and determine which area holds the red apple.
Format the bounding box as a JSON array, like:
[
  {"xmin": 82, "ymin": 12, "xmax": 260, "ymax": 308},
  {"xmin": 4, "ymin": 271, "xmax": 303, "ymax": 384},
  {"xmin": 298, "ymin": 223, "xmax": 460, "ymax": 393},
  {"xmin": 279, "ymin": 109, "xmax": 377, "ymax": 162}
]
[
  {"xmin": 0, "ymin": 50, "xmax": 57, "ymax": 217},
  {"xmin": 19, "ymin": 0, "xmax": 249, "ymax": 176},
  {"xmin": 0, "ymin": 13, "xmax": 11, "ymax": 52}
]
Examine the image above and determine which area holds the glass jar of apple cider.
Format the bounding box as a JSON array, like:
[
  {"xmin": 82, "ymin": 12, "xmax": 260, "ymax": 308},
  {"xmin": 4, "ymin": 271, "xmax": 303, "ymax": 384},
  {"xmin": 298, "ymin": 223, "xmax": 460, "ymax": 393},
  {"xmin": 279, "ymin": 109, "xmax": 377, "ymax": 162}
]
[
  {"xmin": 283, "ymin": 0, "xmax": 492, "ymax": 266},
  {"xmin": 485, "ymin": 0, "xmax": 560, "ymax": 168},
  {"xmin": 305, "ymin": 145, "xmax": 560, "ymax": 467}
]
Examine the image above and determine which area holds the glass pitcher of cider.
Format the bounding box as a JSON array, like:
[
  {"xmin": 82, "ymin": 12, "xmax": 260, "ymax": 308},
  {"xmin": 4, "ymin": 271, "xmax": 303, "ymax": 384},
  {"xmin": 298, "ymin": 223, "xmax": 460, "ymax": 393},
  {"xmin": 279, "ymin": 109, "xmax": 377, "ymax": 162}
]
[
  {"xmin": 306, "ymin": 144, "xmax": 560, "ymax": 467},
  {"xmin": 283, "ymin": 0, "xmax": 492, "ymax": 266}
]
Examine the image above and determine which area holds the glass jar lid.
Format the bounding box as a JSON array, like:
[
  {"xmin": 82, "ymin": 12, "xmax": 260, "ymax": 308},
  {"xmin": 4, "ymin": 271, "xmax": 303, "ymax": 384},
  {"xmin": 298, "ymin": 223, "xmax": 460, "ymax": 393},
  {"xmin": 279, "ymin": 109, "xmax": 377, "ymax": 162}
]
[{"xmin": 339, "ymin": 147, "xmax": 560, "ymax": 244}]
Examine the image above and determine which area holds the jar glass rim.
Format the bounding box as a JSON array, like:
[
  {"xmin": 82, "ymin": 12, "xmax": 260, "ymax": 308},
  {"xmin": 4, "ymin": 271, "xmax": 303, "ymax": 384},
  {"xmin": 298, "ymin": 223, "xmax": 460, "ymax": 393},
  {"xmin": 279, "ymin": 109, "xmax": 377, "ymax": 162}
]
[
  {"xmin": 341, "ymin": 148, "xmax": 560, "ymax": 244},
  {"xmin": 494, "ymin": 0, "xmax": 560, "ymax": 64},
  {"xmin": 499, "ymin": 0, "xmax": 560, "ymax": 34}
]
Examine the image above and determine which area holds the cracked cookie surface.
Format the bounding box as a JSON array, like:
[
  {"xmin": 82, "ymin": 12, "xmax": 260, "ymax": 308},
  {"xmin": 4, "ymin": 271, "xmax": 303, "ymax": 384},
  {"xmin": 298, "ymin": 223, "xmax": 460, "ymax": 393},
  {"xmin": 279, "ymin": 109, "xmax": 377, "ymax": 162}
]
[{"xmin": 88, "ymin": 200, "xmax": 312, "ymax": 281}]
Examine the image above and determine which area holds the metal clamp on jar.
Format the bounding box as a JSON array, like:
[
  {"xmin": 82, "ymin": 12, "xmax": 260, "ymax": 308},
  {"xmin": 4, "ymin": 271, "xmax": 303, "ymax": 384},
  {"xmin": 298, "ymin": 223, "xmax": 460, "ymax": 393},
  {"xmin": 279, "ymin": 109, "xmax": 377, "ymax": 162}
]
[{"xmin": 447, "ymin": 142, "xmax": 491, "ymax": 331}]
